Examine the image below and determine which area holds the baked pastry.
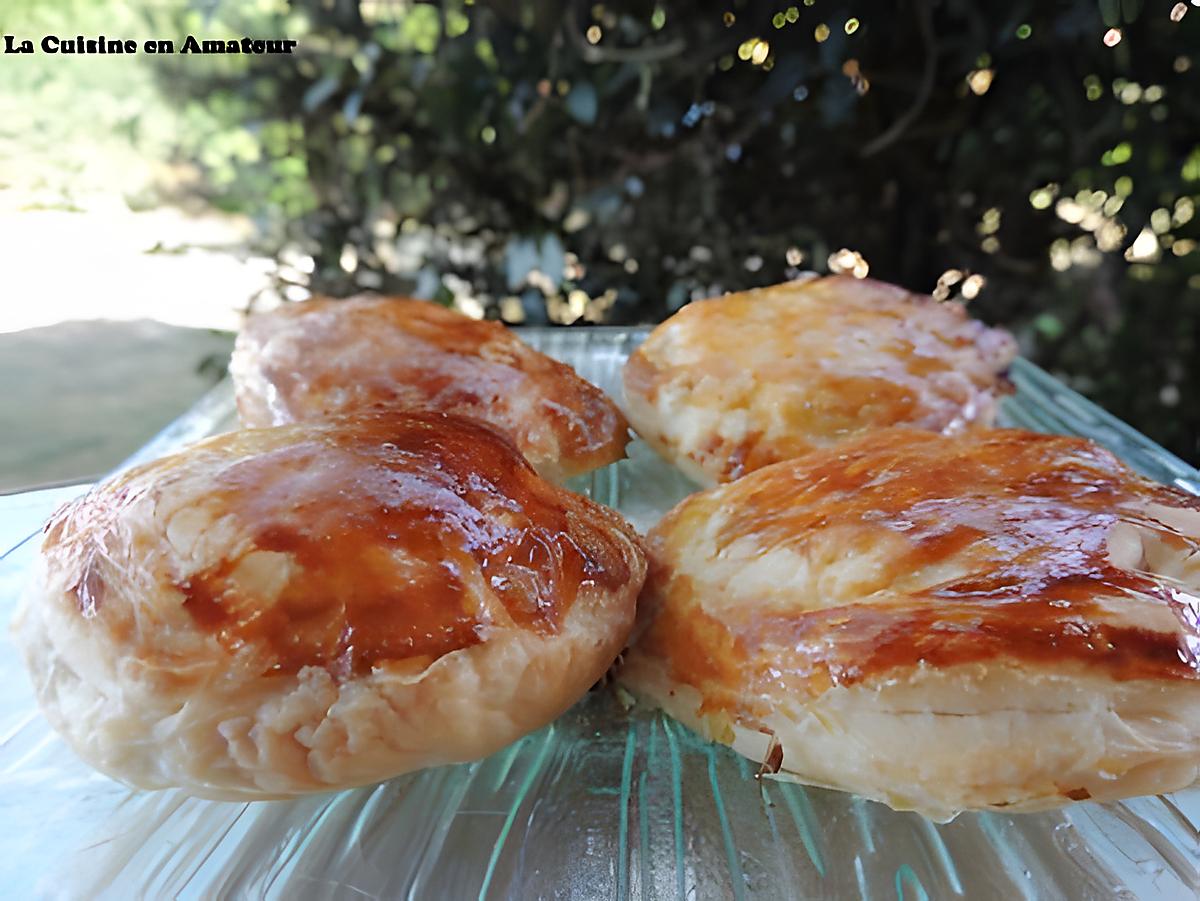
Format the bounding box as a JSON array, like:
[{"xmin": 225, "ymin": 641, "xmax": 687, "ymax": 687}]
[
  {"xmin": 12, "ymin": 411, "xmax": 646, "ymax": 800},
  {"xmin": 619, "ymin": 428, "xmax": 1200, "ymax": 820},
  {"xmin": 230, "ymin": 296, "xmax": 629, "ymax": 484},
  {"xmin": 623, "ymin": 276, "xmax": 1017, "ymax": 484}
]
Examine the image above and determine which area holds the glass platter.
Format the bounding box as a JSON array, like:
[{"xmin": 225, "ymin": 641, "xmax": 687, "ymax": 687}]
[{"xmin": 1, "ymin": 326, "xmax": 1197, "ymax": 899}]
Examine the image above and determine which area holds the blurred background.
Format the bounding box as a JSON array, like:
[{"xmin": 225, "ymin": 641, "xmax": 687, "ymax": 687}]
[{"xmin": 2, "ymin": 0, "xmax": 1198, "ymax": 491}]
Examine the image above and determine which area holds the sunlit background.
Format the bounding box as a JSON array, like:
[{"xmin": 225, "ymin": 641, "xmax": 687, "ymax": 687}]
[{"xmin": 2, "ymin": 0, "xmax": 1198, "ymax": 490}]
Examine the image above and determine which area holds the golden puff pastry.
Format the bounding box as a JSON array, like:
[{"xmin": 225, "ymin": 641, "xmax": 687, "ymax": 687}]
[
  {"xmin": 13, "ymin": 411, "xmax": 646, "ymax": 800},
  {"xmin": 231, "ymin": 296, "xmax": 629, "ymax": 484},
  {"xmin": 623, "ymin": 276, "xmax": 1017, "ymax": 484},
  {"xmin": 619, "ymin": 428, "xmax": 1200, "ymax": 820}
]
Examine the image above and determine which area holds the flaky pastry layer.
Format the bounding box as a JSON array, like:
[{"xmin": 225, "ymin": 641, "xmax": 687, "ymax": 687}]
[{"xmin": 620, "ymin": 428, "xmax": 1200, "ymax": 818}]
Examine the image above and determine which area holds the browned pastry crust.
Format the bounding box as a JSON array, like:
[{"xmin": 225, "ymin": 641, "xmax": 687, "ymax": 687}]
[
  {"xmin": 623, "ymin": 276, "xmax": 1017, "ymax": 484},
  {"xmin": 620, "ymin": 428, "xmax": 1200, "ymax": 819},
  {"xmin": 13, "ymin": 411, "xmax": 646, "ymax": 799},
  {"xmin": 231, "ymin": 296, "xmax": 629, "ymax": 483}
]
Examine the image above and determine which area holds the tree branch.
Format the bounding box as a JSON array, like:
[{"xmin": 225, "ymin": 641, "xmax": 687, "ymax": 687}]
[{"xmin": 861, "ymin": 0, "xmax": 937, "ymax": 158}]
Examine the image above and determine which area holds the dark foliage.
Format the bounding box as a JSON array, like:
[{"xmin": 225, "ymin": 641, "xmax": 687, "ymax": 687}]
[{"xmin": 148, "ymin": 0, "xmax": 1200, "ymax": 460}]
